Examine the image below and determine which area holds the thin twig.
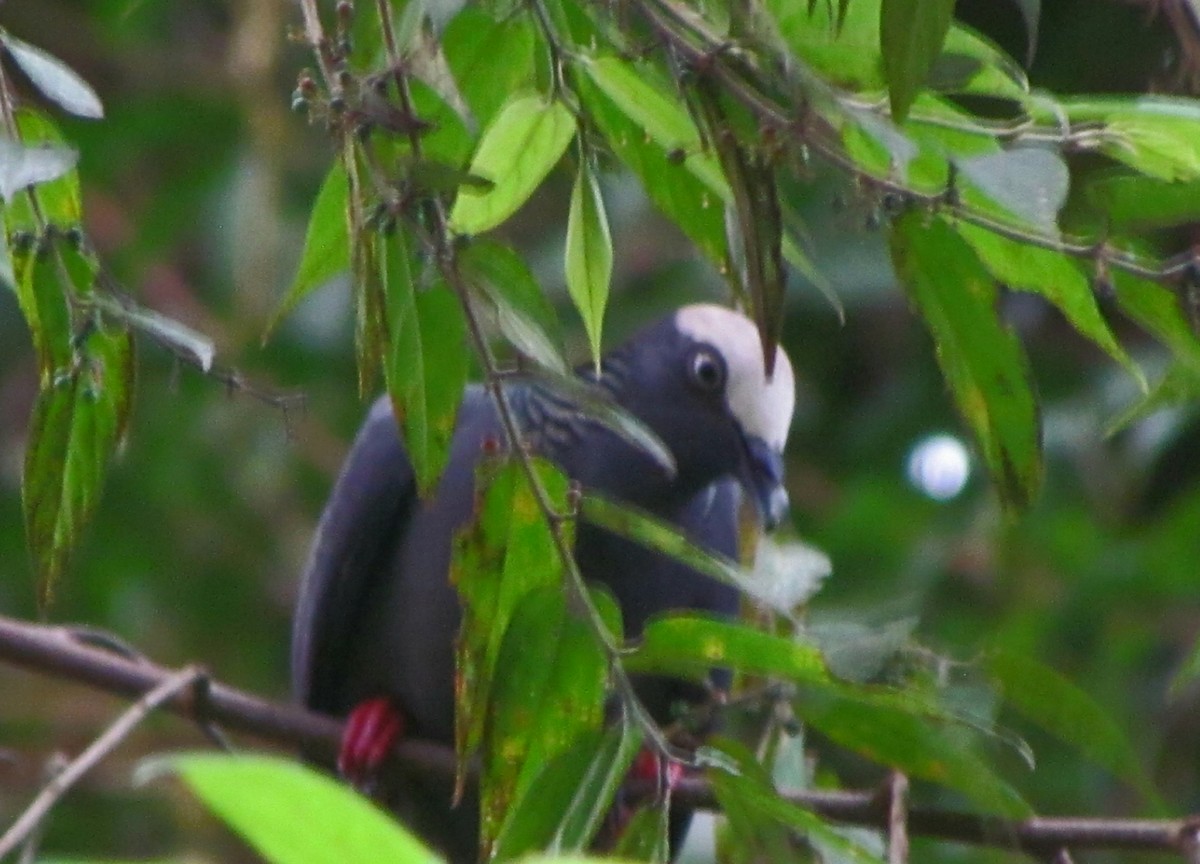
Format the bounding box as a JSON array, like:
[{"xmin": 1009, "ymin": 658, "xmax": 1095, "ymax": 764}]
[
  {"xmin": 0, "ymin": 665, "xmax": 205, "ymax": 859},
  {"xmin": 886, "ymin": 772, "xmax": 909, "ymax": 864}
]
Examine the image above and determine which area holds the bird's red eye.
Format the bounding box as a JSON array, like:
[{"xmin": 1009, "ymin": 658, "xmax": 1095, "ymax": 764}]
[{"xmin": 688, "ymin": 349, "xmax": 726, "ymax": 392}]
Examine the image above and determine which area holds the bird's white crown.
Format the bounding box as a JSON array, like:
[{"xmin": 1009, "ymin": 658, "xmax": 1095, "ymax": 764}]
[{"xmin": 675, "ymin": 304, "xmax": 795, "ymax": 452}]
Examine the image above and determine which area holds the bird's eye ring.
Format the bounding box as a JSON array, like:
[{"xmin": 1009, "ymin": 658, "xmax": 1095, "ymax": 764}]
[{"xmin": 688, "ymin": 349, "xmax": 726, "ymax": 393}]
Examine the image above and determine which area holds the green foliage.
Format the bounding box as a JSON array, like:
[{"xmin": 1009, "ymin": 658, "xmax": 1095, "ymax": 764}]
[
  {"xmin": 10, "ymin": 2, "xmax": 1200, "ymax": 863},
  {"xmin": 142, "ymin": 753, "xmax": 441, "ymax": 864}
]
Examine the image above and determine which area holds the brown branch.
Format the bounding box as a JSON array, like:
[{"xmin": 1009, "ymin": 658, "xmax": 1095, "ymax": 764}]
[{"xmin": 2, "ymin": 612, "xmax": 1198, "ymax": 858}]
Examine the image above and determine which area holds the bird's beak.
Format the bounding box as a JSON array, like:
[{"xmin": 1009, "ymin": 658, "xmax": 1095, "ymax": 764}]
[{"xmin": 741, "ymin": 435, "xmax": 789, "ymax": 531}]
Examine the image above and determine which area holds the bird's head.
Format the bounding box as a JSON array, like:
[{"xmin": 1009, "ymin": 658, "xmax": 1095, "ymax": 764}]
[{"xmin": 607, "ymin": 304, "xmax": 795, "ymax": 529}]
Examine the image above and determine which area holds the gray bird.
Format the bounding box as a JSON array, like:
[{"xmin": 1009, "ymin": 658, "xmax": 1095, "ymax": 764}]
[{"xmin": 292, "ymin": 303, "xmax": 795, "ymax": 861}]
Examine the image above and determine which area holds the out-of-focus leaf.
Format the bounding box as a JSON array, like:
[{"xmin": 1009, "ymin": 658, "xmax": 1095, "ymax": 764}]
[
  {"xmin": 565, "ymin": 163, "xmax": 613, "ymax": 373},
  {"xmin": 751, "ymin": 538, "xmax": 833, "ymax": 613},
  {"xmin": 0, "ymin": 30, "xmax": 104, "ymax": 119},
  {"xmin": 380, "ymin": 231, "xmax": 467, "ymax": 494},
  {"xmin": 1041, "ymin": 97, "xmax": 1200, "ymax": 181},
  {"xmin": 880, "ymin": 0, "xmax": 957, "ymax": 122},
  {"xmin": 795, "ymin": 685, "xmax": 1031, "ymax": 817},
  {"xmin": 709, "ymin": 738, "xmax": 884, "ymax": 863},
  {"xmin": 480, "ymin": 586, "xmax": 614, "ymax": 855},
  {"xmin": 1085, "ymin": 173, "xmax": 1200, "ymax": 231},
  {"xmin": 956, "ymin": 223, "xmax": 1140, "ymax": 386},
  {"xmin": 956, "ymin": 147, "xmax": 1068, "ymax": 234},
  {"xmin": 23, "ymin": 324, "xmax": 133, "ymax": 604},
  {"xmin": 449, "ymin": 94, "xmax": 576, "ymax": 234},
  {"xmin": 1112, "ymin": 270, "xmax": 1200, "ymax": 377},
  {"xmin": 580, "ymin": 493, "xmax": 795, "ymax": 611},
  {"xmin": 1012, "ymin": 0, "xmax": 1040, "ymax": 64},
  {"xmin": 582, "ymin": 56, "xmax": 727, "ymax": 197},
  {"xmin": 576, "ymin": 71, "xmax": 728, "ymax": 268},
  {"xmin": 0, "ymin": 216, "xmax": 13, "ymax": 293},
  {"xmin": 265, "ymin": 161, "xmax": 349, "ymax": 339},
  {"xmin": 493, "ymin": 713, "xmax": 643, "ymax": 860},
  {"xmin": 889, "ymin": 213, "xmax": 1042, "ymax": 510},
  {"xmin": 626, "ymin": 613, "xmax": 829, "ymax": 684},
  {"xmin": 0, "ymin": 136, "xmax": 77, "ymax": 202},
  {"xmin": 452, "ymin": 459, "xmax": 573, "ymax": 789},
  {"xmin": 987, "ymin": 650, "xmax": 1162, "ymax": 807},
  {"xmin": 611, "ymin": 799, "xmax": 669, "ymax": 863},
  {"xmin": 138, "ymin": 753, "xmax": 440, "ymax": 864},
  {"xmin": 462, "ymin": 239, "xmax": 566, "ymax": 373},
  {"xmin": 1105, "ymin": 361, "xmax": 1199, "ymax": 437},
  {"xmin": 1171, "ymin": 634, "xmax": 1200, "ymax": 698},
  {"xmin": 442, "ymin": 7, "xmax": 537, "ymax": 129}
]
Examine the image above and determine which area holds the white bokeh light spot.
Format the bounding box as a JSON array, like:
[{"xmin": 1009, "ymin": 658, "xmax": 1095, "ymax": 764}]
[{"xmin": 906, "ymin": 434, "xmax": 971, "ymax": 501}]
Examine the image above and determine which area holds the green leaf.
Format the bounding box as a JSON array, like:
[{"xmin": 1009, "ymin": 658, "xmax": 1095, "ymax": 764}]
[
  {"xmin": 3, "ymin": 110, "xmax": 81, "ymax": 227},
  {"xmin": 881, "ymin": 0, "xmax": 957, "ymax": 122},
  {"xmin": 1085, "ymin": 172, "xmax": 1200, "ymax": 232},
  {"xmin": 1043, "ymin": 97, "xmax": 1200, "ymax": 181},
  {"xmin": 1111, "ymin": 269, "xmax": 1200, "ymax": 378},
  {"xmin": 480, "ymin": 585, "xmax": 614, "ymax": 855},
  {"xmin": 955, "ymin": 147, "xmax": 1068, "ymax": 234},
  {"xmin": 626, "ymin": 613, "xmax": 829, "ymax": 685},
  {"xmin": 611, "ymin": 799, "xmax": 669, "ymax": 863},
  {"xmin": 380, "ymin": 232, "xmax": 467, "ymax": 495},
  {"xmin": 462, "ymin": 239, "xmax": 566, "ymax": 373},
  {"xmin": 580, "ymin": 493, "xmax": 798, "ymax": 613},
  {"xmin": 0, "ymin": 136, "xmax": 77, "ymax": 202},
  {"xmin": 576, "ymin": 70, "xmax": 728, "ymax": 268},
  {"xmin": 493, "ymin": 714, "xmax": 643, "ymax": 860},
  {"xmin": 449, "ymin": 94, "xmax": 576, "ymax": 234},
  {"xmin": 23, "ymin": 323, "xmax": 133, "ymax": 604},
  {"xmin": 442, "ymin": 7, "xmax": 537, "ymax": 129},
  {"xmin": 14, "ymin": 247, "xmax": 72, "ymax": 380},
  {"xmin": 565, "ymin": 163, "xmax": 612, "ymax": 372},
  {"xmin": 0, "ymin": 30, "xmax": 103, "ymax": 118},
  {"xmin": 889, "ymin": 213, "xmax": 1042, "ymax": 509},
  {"xmin": 955, "ymin": 223, "xmax": 1140, "ymax": 386},
  {"xmin": 708, "ymin": 738, "xmax": 884, "ymax": 864},
  {"xmin": 452, "ymin": 460, "xmax": 573, "ymax": 790},
  {"xmin": 987, "ymin": 650, "xmax": 1162, "ymax": 807},
  {"xmin": 140, "ymin": 753, "xmax": 440, "ymax": 864},
  {"xmin": 795, "ymin": 685, "xmax": 1031, "ymax": 818},
  {"xmin": 265, "ymin": 161, "xmax": 349, "ymax": 340}
]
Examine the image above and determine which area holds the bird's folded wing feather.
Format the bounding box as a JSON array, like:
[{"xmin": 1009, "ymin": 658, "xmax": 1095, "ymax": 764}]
[{"xmin": 291, "ymin": 397, "xmax": 416, "ymax": 710}]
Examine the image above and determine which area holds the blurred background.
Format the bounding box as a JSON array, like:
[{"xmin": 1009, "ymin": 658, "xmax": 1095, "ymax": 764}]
[{"xmin": 1, "ymin": 1, "xmax": 1199, "ymax": 861}]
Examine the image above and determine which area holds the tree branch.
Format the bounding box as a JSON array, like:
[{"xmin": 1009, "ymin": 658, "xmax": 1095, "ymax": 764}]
[{"xmin": 2, "ymin": 613, "xmax": 1199, "ymax": 857}]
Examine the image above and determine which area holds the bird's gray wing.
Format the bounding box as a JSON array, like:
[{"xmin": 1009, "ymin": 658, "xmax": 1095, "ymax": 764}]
[{"xmin": 291, "ymin": 397, "xmax": 415, "ymax": 712}]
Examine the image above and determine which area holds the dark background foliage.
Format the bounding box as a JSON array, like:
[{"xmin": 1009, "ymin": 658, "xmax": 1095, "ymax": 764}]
[{"xmin": 1, "ymin": 1, "xmax": 1199, "ymax": 861}]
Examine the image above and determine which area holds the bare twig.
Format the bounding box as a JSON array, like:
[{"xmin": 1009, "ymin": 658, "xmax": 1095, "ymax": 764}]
[
  {"xmin": 886, "ymin": 772, "xmax": 909, "ymax": 864},
  {"xmin": 0, "ymin": 665, "xmax": 204, "ymax": 858},
  {"xmin": 1, "ymin": 613, "xmax": 1199, "ymax": 858}
]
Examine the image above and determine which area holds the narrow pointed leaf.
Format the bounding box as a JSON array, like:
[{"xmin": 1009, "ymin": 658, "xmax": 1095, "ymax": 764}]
[
  {"xmin": 381, "ymin": 230, "xmax": 467, "ymax": 494},
  {"xmin": 23, "ymin": 324, "xmax": 133, "ymax": 604},
  {"xmin": 626, "ymin": 613, "xmax": 830, "ymax": 685},
  {"xmin": 449, "ymin": 94, "xmax": 576, "ymax": 234},
  {"xmin": 880, "ymin": 0, "xmax": 957, "ymax": 121},
  {"xmin": 0, "ymin": 31, "xmax": 103, "ymax": 118},
  {"xmin": 14, "ymin": 248, "xmax": 72, "ymax": 380},
  {"xmin": 987, "ymin": 650, "xmax": 1162, "ymax": 808},
  {"xmin": 581, "ymin": 493, "xmax": 797, "ymax": 613},
  {"xmin": 890, "ymin": 213, "xmax": 1042, "ymax": 509},
  {"xmin": 452, "ymin": 460, "xmax": 573, "ymax": 790},
  {"xmin": 265, "ymin": 162, "xmax": 349, "ymax": 339},
  {"xmin": 479, "ymin": 586, "xmax": 614, "ymax": 855},
  {"xmin": 565, "ymin": 164, "xmax": 612, "ymax": 372},
  {"xmin": 97, "ymin": 296, "xmax": 215, "ymax": 373},
  {"xmin": 493, "ymin": 715, "xmax": 643, "ymax": 860},
  {"xmin": 462, "ymin": 239, "xmax": 566, "ymax": 373},
  {"xmin": 794, "ymin": 685, "xmax": 1031, "ymax": 818},
  {"xmin": 140, "ymin": 753, "xmax": 440, "ymax": 864},
  {"xmin": 612, "ymin": 800, "xmax": 670, "ymax": 863}
]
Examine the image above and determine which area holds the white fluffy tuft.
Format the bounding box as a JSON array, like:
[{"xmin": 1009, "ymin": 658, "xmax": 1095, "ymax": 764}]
[{"xmin": 675, "ymin": 304, "xmax": 795, "ymax": 452}]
